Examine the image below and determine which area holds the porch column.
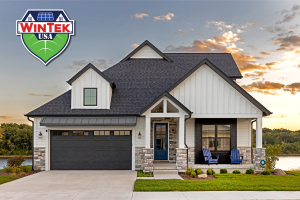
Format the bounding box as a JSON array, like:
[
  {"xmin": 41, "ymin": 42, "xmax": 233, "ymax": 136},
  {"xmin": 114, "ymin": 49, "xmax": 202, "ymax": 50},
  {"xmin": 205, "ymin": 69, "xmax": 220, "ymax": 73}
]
[
  {"xmin": 178, "ymin": 116, "xmax": 185, "ymax": 148},
  {"xmin": 256, "ymin": 117, "xmax": 262, "ymax": 148},
  {"xmin": 145, "ymin": 117, "xmax": 151, "ymax": 148}
]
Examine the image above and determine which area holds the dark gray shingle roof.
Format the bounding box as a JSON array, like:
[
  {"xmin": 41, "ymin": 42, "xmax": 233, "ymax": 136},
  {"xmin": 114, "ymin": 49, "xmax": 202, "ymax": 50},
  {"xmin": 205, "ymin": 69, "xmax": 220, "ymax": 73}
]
[{"xmin": 25, "ymin": 53, "xmax": 244, "ymax": 116}]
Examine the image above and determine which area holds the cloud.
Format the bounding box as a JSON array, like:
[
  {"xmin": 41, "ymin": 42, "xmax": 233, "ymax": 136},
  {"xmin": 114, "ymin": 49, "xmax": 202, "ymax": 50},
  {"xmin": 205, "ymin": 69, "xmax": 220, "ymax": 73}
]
[
  {"xmin": 273, "ymin": 34, "xmax": 300, "ymax": 52},
  {"xmin": 259, "ymin": 51, "xmax": 271, "ymax": 56},
  {"xmin": 276, "ymin": 4, "xmax": 300, "ymax": 24},
  {"xmin": 28, "ymin": 93, "xmax": 53, "ymax": 97},
  {"xmin": 133, "ymin": 13, "xmax": 149, "ymax": 19},
  {"xmin": 236, "ymin": 29, "xmax": 244, "ymax": 33},
  {"xmin": 244, "ymin": 71, "xmax": 267, "ymax": 78},
  {"xmin": 174, "ymin": 29, "xmax": 186, "ymax": 36},
  {"xmin": 154, "ymin": 13, "xmax": 174, "ymax": 21},
  {"xmin": 260, "ymin": 27, "xmax": 264, "ymax": 30},
  {"xmin": 165, "ymin": 31, "xmax": 269, "ymax": 73},
  {"xmin": 284, "ymin": 82, "xmax": 300, "ymax": 94},
  {"xmin": 0, "ymin": 116, "xmax": 11, "ymax": 119},
  {"xmin": 247, "ymin": 21, "xmax": 256, "ymax": 26},
  {"xmin": 206, "ymin": 21, "xmax": 234, "ymax": 30},
  {"xmin": 281, "ymin": 9, "xmax": 289, "ymax": 15},
  {"xmin": 264, "ymin": 25, "xmax": 286, "ymax": 33},
  {"xmin": 189, "ymin": 28, "xmax": 194, "ymax": 31},
  {"xmin": 289, "ymin": 24, "xmax": 300, "ymax": 30},
  {"xmin": 292, "ymin": 4, "xmax": 300, "ymax": 11},
  {"xmin": 265, "ymin": 114, "xmax": 287, "ymax": 118},
  {"xmin": 63, "ymin": 59, "xmax": 113, "ymax": 71},
  {"xmin": 241, "ymin": 81, "xmax": 285, "ymax": 95},
  {"xmin": 196, "ymin": 32, "xmax": 202, "ymax": 36},
  {"xmin": 131, "ymin": 43, "xmax": 139, "ymax": 49}
]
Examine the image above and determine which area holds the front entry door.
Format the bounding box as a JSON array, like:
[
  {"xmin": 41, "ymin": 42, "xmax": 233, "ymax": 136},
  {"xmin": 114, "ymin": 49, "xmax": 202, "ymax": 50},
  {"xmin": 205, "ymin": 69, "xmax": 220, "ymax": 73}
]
[{"xmin": 154, "ymin": 123, "xmax": 168, "ymax": 160}]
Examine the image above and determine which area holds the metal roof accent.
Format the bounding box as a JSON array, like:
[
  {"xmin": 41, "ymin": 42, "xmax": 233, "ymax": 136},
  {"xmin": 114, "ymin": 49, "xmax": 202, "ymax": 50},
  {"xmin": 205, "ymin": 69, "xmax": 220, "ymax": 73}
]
[{"xmin": 40, "ymin": 116, "xmax": 137, "ymax": 126}]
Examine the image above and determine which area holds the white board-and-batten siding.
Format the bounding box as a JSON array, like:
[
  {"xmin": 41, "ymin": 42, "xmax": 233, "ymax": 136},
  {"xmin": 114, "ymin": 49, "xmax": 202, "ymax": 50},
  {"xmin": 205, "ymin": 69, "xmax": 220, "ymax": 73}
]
[
  {"xmin": 71, "ymin": 68, "xmax": 112, "ymax": 109},
  {"xmin": 131, "ymin": 45, "xmax": 163, "ymax": 59},
  {"xmin": 237, "ymin": 118, "xmax": 252, "ymax": 147},
  {"xmin": 169, "ymin": 64, "xmax": 262, "ymax": 118}
]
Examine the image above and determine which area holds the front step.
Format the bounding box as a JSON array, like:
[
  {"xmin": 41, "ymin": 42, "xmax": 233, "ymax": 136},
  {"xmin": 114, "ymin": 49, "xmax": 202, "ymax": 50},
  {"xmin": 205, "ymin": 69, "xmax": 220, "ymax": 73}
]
[
  {"xmin": 153, "ymin": 162, "xmax": 177, "ymax": 170},
  {"xmin": 153, "ymin": 170, "xmax": 183, "ymax": 180}
]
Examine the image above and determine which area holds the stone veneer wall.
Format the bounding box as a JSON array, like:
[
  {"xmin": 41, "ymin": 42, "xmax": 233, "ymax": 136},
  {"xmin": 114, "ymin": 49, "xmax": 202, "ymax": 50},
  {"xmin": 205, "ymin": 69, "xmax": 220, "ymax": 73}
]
[
  {"xmin": 135, "ymin": 147, "xmax": 144, "ymax": 170},
  {"xmin": 237, "ymin": 146, "xmax": 252, "ymax": 164},
  {"xmin": 143, "ymin": 148, "xmax": 154, "ymax": 173},
  {"xmin": 188, "ymin": 147, "xmax": 195, "ymax": 165},
  {"xmin": 253, "ymin": 148, "xmax": 266, "ymax": 172},
  {"xmin": 176, "ymin": 148, "xmax": 188, "ymax": 172},
  {"xmin": 150, "ymin": 118, "xmax": 178, "ymax": 162},
  {"xmin": 34, "ymin": 147, "xmax": 45, "ymax": 171}
]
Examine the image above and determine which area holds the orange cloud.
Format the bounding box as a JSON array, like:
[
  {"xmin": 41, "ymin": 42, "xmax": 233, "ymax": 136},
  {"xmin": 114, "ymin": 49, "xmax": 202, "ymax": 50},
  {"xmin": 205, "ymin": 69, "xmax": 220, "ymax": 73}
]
[
  {"xmin": 265, "ymin": 114, "xmax": 287, "ymax": 118},
  {"xmin": 259, "ymin": 51, "xmax": 271, "ymax": 56},
  {"xmin": 0, "ymin": 116, "xmax": 11, "ymax": 119},
  {"xmin": 284, "ymin": 83, "xmax": 300, "ymax": 94},
  {"xmin": 133, "ymin": 13, "xmax": 149, "ymax": 19},
  {"xmin": 241, "ymin": 81, "xmax": 285, "ymax": 95}
]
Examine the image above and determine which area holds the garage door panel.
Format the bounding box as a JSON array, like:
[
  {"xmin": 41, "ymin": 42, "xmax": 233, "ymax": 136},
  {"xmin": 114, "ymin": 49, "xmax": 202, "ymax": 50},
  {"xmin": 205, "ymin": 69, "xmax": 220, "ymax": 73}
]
[{"xmin": 50, "ymin": 130, "xmax": 132, "ymax": 170}]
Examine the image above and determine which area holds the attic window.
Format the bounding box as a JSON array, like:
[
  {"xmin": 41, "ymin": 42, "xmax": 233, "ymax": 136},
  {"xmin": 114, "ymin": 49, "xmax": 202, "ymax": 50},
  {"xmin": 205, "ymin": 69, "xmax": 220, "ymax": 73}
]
[{"xmin": 84, "ymin": 88, "xmax": 97, "ymax": 106}]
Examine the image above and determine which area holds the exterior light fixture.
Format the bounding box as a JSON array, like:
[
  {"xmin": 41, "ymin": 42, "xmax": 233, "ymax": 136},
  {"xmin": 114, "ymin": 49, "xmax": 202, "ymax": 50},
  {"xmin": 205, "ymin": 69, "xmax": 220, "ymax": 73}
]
[
  {"xmin": 39, "ymin": 131, "xmax": 42, "ymax": 138},
  {"xmin": 138, "ymin": 132, "xmax": 142, "ymax": 139}
]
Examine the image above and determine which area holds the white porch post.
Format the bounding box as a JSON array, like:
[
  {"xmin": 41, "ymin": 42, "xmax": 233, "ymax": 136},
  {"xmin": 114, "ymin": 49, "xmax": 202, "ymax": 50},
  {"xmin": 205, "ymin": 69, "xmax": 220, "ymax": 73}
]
[
  {"xmin": 256, "ymin": 117, "xmax": 262, "ymax": 148},
  {"xmin": 178, "ymin": 116, "xmax": 185, "ymax": 148},
  {"xmin": 145, "ymin": 117, "xmax": 151, "ymax": 148}
]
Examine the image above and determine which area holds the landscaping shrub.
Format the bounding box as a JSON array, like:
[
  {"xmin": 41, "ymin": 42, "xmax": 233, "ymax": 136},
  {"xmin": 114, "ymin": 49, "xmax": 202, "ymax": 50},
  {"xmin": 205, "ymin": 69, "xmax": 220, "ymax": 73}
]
[
  {"xmin": 20, "ymin": 165, "xmax": 32, "ymax": 172},
  {"xmin": 137, "ymin": 170, "xmax": 152, "ymax": 177},
  {"xmin": 191, "ymin": 171, "xmax": 196, "ymax": 178},
  {"xmin": 232, "ymin": 169, "xmax": 241, "ymax": 174},
  {"xmin": 261, "ymin": 170, "xmax": 271, "ymax": 175},
  {"xmin": 7, "ymin": 156, "xmax": 25, "ymax": 167},
  {"xmin": 13, "ymin": 167, "xmax": 21, "ymax": 174},
  {"xmin": 10, "ymin": 173, "xmax": 17, "ymax": 177},
  {"xmin": 185, "ymin": 168, "xmax": 193, "ymax": 175},
  {"xmin": 220, "ymin": 169, "xmax": 227, "ymax": 174},
  {"xmin": 207, "ymin": 168, "xmax": 215, "ymax": 175},
  {"xmin": 3, "ymin": 166, "xmax": 13, "ymax": 173},
  {"xmin": 195, "ymin": 168, "xmax": 203, "ymax": 175},
  {"xmin": 269, "ymin": 169, "xmax": 274, "ymax": 173},
  {"xmin": 246, "ymin": 167, "xmax": 255, "ymax": 174}
]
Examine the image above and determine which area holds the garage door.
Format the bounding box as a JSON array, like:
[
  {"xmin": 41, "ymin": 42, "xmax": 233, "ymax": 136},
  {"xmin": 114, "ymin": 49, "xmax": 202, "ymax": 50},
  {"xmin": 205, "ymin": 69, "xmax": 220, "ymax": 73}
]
[{"xmin": 50, "ymin": 130, "xmax": 132, "ymax": 170}]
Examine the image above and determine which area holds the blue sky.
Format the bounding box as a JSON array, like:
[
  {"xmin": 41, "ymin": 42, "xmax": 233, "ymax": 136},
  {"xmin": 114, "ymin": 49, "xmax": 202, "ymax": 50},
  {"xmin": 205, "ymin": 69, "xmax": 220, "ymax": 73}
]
[{"xmin": 1, "ymin": 1, "xmax": 300, "ymax": 129}]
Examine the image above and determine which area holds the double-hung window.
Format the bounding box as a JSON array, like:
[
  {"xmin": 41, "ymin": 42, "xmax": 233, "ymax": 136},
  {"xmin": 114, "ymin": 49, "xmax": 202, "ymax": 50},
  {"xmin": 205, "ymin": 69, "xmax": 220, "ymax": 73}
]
[{"xmin": 84, "ymin": 88, "xmax": 97, "ymax": 106}]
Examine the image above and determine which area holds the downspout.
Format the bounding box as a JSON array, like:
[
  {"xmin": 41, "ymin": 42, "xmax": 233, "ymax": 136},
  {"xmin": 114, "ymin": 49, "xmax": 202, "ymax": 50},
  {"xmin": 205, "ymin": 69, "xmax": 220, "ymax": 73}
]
[
  {"xmin": 251, "ymin": 119, "xmax": 256, "ymax": 164},
  {"xmin": 184, "ymin": 113, "xmax": 192, "ymax": 169},
  {"xmin": 27, "ymin": 117, "xmax": 34, "ymax": 171}
]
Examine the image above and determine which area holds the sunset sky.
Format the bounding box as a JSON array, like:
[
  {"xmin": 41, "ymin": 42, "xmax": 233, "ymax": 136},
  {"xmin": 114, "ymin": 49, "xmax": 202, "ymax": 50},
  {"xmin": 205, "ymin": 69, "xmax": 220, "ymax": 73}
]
[{"xmin": 1, "ymin": 1, "xmax": 300, "ymax": 130}]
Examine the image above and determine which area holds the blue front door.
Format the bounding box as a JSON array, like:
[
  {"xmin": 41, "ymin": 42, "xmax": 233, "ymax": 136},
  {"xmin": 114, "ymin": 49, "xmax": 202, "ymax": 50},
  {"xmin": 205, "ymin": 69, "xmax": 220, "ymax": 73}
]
[{"xmin": 154, "ymin": 123, "xmax": 168, "ymax": 160}]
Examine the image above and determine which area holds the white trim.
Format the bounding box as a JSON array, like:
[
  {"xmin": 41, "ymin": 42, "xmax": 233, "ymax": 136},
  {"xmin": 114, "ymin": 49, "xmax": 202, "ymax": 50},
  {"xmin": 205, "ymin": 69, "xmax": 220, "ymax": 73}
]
[
  {"xmin": 146, "ymin": 113, "xmax": 186, "ymax": 118},
  {"xmin": 153, "ymin": 121, "xmax": 170, "ymax": 161},
  {"xmin": 191, "ymin": 114, "xmax": 263, "ymax": 118},
  {"xmin": 132, "ymin": 128, "xmax": 135, "ymax": 171},
  {"xmin": 47, "ymin": 129, "xmax": 50, "ymax": 171}
]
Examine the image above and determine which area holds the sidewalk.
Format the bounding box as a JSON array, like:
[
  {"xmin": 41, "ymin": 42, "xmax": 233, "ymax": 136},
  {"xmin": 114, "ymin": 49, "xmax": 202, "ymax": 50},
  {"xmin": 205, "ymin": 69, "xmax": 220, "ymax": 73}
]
[{"xmin": 132, "ymin": 191, "xmax": 300, "ymax": 200}]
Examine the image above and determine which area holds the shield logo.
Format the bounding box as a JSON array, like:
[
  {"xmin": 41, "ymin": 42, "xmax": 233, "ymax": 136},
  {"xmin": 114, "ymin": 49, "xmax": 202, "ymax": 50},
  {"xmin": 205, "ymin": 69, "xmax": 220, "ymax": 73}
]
[{"xmin": 16, "ymin": 9, "xmax": 75, "ymax": 65}]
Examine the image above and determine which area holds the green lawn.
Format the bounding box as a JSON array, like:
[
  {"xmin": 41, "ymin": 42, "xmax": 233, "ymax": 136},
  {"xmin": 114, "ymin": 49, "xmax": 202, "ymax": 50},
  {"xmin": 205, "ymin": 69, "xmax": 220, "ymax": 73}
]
[
  {"xmin": 0, "ymin": 176, "xmax": 18, "ymax": 185},
  {"xmin": 134, "ymin": 172, "xmax": 300, "ymax": 191}
]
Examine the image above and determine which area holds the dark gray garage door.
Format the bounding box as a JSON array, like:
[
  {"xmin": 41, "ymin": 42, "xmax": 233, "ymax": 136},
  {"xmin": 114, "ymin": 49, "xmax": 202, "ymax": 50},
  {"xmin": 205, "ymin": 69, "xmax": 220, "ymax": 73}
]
[{"xmin": 50, "ymin": 130, "xmax": 132, "ymax": 170}]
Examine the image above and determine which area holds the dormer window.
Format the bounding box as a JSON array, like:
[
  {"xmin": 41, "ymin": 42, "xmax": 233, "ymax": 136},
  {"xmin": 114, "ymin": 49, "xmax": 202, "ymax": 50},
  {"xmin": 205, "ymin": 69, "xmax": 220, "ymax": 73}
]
[{"xmin": 84, "ymin": 88, "xmax": 97, "ymax": 106}]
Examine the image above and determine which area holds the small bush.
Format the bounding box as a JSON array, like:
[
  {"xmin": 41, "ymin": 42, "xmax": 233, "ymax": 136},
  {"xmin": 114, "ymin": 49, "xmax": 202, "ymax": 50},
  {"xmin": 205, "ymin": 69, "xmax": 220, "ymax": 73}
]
[
  {"xmin": 261, "ymin": 170, "xmax": 271, "ymax": 175},
  {"xmin": 3, "ymin": 166, "xmax": 13, "ymax": 173},
  {"xmin": 7, "ymin": 156, "xmax": 25, "ymax": 167},
  {"xmin": 185, "ymin": 168, "xmax": 193, "ymax": 175},
  {"xmin": 10, "ymin": 173, "xmax": 17, "ymax": 177},
  {"xmin": 246, "ymin": 167, "xmax": 255, "ymax": 174},
  {"xmin": 20, "ymin": 165, "xmax": 32, "ymax": 172},
  {"xmin": 137, "ymin": 170, "xmax": 152, "ymax": 177},
  {"xmin": 232, "ymin": 169, "xmax": 241, "ymax": 174},
  {"xmin": 220, "ymin": 169, "xmax": 227, "ymax": 174},
  {"xmin": 207, "ymin": 168, "xmax": 215, "ymax": 175},
  {"xmin": 191, "ymin": 171, "xmax": 196, "ymax": 178},
  {"xmin": 195, "ymin": 168, "xmax": 203, "ymax": 175},
  {"xmin": 269, "ymin": 169, "xmax": 274, "ymax": 173}
]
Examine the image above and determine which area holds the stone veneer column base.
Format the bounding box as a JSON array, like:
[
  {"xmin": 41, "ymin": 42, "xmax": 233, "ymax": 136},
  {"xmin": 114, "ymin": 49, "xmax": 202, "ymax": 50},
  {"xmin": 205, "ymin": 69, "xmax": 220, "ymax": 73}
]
[
  {"xmin": 135, "ymin": 147, "xmax": 144, "ymax": 170},
  {"xmin": 188, "ymin": 147, "xmax": 195, "ymax": 165},
  {"xmin": 143, "ymin": 148, "xmax": 154, "ymax": 173},
  {"xmin": 34, "ymin": 147, "xmax": 45, "ymax": 171},
  {"xmin": 237, "ymin": 146, "xmax": 252, "ymax": 164},
  {"xmin": 253, "ymin": 148, "xmax": 266, "ymax": 172},
  {"xmin": 176, "ymin": 148, "xmax": 187, "ymax": 172}
]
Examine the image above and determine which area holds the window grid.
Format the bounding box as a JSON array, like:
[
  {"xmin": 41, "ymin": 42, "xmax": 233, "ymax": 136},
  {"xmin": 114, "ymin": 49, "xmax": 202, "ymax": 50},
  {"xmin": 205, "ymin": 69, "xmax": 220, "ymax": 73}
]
[
  {"xmin": 202, "ymin": 125, "xmax": 231, "ymax": 151},
  {"xmin": 37, "ymin": 12, "xmax": 54, "ymax": 21},
  {"xmin": 84, "ymin": 88, "xmax": 97, "ymax": 106}
]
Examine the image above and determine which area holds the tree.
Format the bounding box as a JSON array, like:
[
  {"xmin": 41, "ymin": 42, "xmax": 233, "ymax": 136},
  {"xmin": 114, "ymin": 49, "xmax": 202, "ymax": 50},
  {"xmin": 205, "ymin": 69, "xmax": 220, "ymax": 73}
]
[{"xmin": 265, "ymin": 144, "xmax": 281, "ymax": 170}]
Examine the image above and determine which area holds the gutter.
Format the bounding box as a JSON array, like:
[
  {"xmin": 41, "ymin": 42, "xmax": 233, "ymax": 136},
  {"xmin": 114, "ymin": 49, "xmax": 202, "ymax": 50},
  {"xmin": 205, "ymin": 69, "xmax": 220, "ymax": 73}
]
[
  {"xmin": 251, "ymin": 119, "xmax": 257, "ymax": 164},
  {"xmin": 184, "ymin": 113, "xmax": 192, "ymax": 169},
  {"xmin": 27, "ymin": 117, "xmax": 34, "ymax": 171}
]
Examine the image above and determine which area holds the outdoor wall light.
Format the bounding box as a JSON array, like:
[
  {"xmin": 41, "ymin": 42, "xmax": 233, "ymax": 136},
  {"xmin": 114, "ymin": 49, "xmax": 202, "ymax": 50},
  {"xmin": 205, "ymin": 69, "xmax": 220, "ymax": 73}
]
[
  {"xmin": 138, "ymin": 132, "xmax": 142, "ymax": 139},
  {"xmin": 39, "ymin": 131, "xmax": 42, "ymax": 138}
]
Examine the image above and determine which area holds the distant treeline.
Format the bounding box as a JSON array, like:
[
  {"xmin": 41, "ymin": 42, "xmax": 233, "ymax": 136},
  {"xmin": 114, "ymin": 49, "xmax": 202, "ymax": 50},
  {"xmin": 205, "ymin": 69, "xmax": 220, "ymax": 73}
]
[
  {"xmin": 254, "ymin": 128, "xmax": 300, "ymax": 154},
  {"xmin": 0, "ymin": 123, "xmax": 32, "ymax": 155}
]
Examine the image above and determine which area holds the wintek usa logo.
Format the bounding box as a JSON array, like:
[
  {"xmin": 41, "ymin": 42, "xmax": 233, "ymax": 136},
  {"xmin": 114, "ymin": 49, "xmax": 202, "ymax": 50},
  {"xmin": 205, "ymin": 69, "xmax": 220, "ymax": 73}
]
[{"xmin": 16, "ymin": 9, "xmax": 75, "ymax": 65}]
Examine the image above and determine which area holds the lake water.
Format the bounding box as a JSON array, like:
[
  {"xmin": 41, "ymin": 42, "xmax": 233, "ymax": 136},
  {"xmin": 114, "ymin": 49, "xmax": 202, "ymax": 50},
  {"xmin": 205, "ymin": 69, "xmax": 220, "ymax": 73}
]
[{"xmin": 0, "ymin": 156, "xmax": 299, "ymax": 170}]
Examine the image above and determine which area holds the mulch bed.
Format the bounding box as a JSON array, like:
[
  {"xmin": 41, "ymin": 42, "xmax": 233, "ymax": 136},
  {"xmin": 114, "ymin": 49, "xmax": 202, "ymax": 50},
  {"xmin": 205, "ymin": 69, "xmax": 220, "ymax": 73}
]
[
  {"xmin": 179, "ymin": 173, "xmax": 216, "ymax": 181},
  {"xmin": 0, "ymin": 170, "xmax": 40, "ymax": 178}
]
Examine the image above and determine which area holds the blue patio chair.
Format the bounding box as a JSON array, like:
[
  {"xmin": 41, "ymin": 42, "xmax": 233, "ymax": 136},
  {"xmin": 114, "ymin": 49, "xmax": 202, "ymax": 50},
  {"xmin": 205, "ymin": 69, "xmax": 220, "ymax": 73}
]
[
  {"xmin": 230, "ymin": 149, "xmax": 243, "ymax": 165},
  {"xmin": 202, "ymin": 148, "xmax": 219, "ymax": 166}
]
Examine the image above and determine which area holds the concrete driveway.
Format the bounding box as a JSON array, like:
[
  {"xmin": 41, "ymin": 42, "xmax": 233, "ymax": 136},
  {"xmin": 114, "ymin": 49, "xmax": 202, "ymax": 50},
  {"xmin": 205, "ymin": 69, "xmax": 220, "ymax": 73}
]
[{"xmin": 0, "ymin": 170, "xmax": 136, "ymax": 200}]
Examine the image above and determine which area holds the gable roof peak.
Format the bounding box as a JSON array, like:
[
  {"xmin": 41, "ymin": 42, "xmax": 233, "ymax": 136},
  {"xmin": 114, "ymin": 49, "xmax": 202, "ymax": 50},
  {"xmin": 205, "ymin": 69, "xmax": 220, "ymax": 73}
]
[
  {"xmin": 66, "ymin": 63, "xmax": 114, "ymax": 87},
  {"xmin": 121, "ymin": 40, "xmax": 173, "ymax": 62}
]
